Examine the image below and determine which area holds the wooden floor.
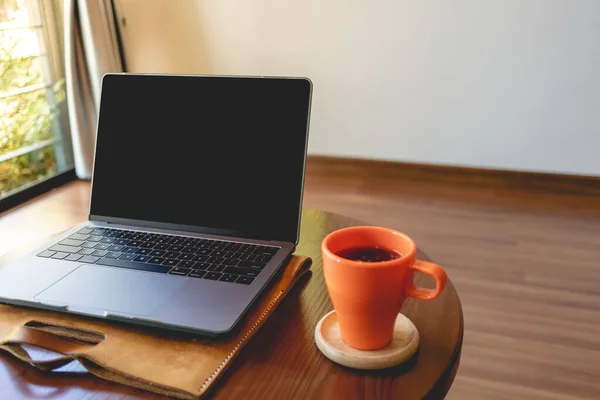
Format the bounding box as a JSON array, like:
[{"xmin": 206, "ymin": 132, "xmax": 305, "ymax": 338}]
[
  {"xmin": 304, "ymin": 157, "xmax": 600, "ymax": 400},
  {"xmin": 2, "ymin": 156, "xmax": 600, "ymax": 399}
]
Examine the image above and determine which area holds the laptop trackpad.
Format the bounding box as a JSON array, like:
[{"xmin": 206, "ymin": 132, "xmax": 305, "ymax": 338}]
[{"xmin": 35, "ymin": 265, "xmax": 186, "ymax": 316}]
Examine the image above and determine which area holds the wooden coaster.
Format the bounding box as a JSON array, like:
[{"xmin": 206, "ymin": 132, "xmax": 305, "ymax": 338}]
[{"xmin": 314, "ymin": 310, "xmax": 419, "ymax": 370}]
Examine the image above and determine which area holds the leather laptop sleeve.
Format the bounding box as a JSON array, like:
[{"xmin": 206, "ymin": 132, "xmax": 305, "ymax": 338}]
[{"xmin": 0, "ymin": 255, "xmax": 312, "ymax": 399}]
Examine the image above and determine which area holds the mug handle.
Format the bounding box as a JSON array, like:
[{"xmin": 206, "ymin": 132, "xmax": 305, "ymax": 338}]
[{"xmin": 406, "ymin": 260, "xmax": 447, "ymax": 300}]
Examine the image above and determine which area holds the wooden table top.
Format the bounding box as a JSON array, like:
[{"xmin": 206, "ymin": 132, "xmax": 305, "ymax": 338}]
[{"xmin": 0, "ymin": 207, "xmax": 463, "ymax": 399}]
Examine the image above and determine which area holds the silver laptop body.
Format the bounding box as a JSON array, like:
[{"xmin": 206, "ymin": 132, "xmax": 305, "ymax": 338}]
[{"xmin": 0, "ymin": 73, "xmax": 312, "ymax": 336}]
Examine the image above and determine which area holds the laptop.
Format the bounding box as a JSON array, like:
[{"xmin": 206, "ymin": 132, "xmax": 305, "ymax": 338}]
[{"xmin": 0, "ymin": 73, "xmax": 312, "ymax": 336}]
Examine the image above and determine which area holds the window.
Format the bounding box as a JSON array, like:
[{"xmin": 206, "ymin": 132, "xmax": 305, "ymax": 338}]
[{"xmin": 0, "ymin": 0, "xmax": 74, "ymax": 208}]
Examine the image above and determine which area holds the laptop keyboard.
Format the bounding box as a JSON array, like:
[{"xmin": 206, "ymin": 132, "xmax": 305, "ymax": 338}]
[{"xmin": 36, "ymin": 227, "xmax": 280, "ymax": 285}]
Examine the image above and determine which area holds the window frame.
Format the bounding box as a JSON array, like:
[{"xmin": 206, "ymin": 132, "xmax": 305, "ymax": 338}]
[{"xmin": 0, "ymin": 169, "xmax": 76, "ymax": 214}]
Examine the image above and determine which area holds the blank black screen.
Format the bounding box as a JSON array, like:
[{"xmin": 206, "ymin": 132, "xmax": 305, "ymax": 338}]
[{"xmin": 90, "ymin": 74, "xmax": 311, "ymax": 244}]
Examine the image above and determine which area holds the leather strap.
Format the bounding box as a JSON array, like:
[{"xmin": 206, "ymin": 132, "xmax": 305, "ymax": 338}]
[
  {"xmin": 2, "ymin": 342, "xmax": 74, "ymax": 370},
  {"xmin": 7, "ymin": 325, "xmax": 96, "ymax": 355}
]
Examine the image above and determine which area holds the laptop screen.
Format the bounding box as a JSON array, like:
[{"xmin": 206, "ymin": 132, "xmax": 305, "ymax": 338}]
[{"xmin": 90, "ymin": 74, "xmax": 312, "ymax": 244}]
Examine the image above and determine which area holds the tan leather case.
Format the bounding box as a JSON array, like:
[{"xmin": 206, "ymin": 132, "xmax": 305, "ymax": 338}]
[{"xmin": 0, "ymin": 255, "xmax": 312, "ymax": 399}]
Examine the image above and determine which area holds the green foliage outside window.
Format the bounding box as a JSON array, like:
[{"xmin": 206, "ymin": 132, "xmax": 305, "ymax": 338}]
[{"xmin": 0, "ymin": 31, "xmax": 66, "ymax": 196}]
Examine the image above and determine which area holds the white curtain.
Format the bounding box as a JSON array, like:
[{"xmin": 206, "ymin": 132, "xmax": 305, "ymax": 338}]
[{"xmin": 64, "ymin": 0, "xmax": 123, "ymax": 179}]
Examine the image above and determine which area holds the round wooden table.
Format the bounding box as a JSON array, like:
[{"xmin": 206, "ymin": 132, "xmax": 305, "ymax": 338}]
[{"xmin": 0, "ymin": 209, "xmax": 463, "ymax": 399}]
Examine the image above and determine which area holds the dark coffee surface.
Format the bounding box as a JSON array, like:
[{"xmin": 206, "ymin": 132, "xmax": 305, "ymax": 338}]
[{"xmin": 336, "ymin": 246, "xmax": 402, "ymax": 262}]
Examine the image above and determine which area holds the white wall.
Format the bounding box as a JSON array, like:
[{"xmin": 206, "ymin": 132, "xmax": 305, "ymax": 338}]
[{"xmin": 114, "ymin": 0, "xmax": 600, "ymax": 176}]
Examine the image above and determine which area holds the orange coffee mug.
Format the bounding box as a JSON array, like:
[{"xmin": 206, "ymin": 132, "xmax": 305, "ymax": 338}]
[{"xmin": 321, "ymin": 226, "xmax": 447, "ymax": 350}]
